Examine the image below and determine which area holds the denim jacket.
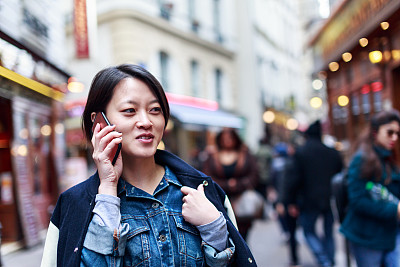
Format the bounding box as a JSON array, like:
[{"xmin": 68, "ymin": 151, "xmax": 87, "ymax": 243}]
[
  {"xmin": 41, "ymin": 150, "xmax": 257, "ymax": 267},
  {"xmin": 81, "ymin": 166, "xmax": 232, "ymax": 266}
]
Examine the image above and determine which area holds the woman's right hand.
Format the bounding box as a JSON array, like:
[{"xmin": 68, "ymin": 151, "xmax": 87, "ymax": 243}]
[{"xmin": 91, "ymin": 123, "xmax": 123, "ymax": 196}]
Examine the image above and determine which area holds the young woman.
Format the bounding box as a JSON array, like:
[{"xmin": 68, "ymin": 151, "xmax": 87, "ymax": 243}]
[
  {"xmin": 40, "ymin": 64, "xmax": 256, "ymax": 266},
  {"xmin": 340, "ymin": 110, "xmax": 400, "ymax": 267},
  {"xmin": 202, "ymin": 128, "xmax": 260, "ymax": 240}
]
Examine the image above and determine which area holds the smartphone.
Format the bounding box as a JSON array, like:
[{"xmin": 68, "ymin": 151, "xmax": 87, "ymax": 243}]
[{"xmin": 91, "ymin": 112, "xmax": 122, "ymax": 165}]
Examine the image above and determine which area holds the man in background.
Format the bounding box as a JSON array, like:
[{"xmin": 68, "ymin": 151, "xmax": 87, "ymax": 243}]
[{"xmin": 284, "ymin": 120, "xmax": 343, "ymax": 267}]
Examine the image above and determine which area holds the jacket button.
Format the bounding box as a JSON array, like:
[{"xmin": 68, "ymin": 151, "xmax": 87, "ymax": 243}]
[
  {"xmin": 74, "ymin": 247, "xmax": 78, "ymax": 253},
  {"xmin": 248, "ymin": 257, "xmax": 253, "ymax": 263},
  {"xmin": 202, "ymin": 180, "xmax": 208, "ymax": 186},
  {"xmin": 159, "ymin": 234, "xmax": 167, "ymax": 242},
  {"xmin": 152, "ymin": 202, "xmax": 159, "ymax": 209}
]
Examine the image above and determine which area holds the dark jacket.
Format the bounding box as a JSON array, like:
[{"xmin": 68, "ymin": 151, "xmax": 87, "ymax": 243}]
[
  {"xmin": 202, "ymin": 147, "xmax": 259, "ymax": 198},
  {"xmin": 340, "ymin": 147, "xmax": 400, "ymax": 250},
  {"xmin": 46, "ymin": 149, "xmax": 256, "ymax": 266},
  {"xmin": 284, "ymin": 137, "xmax": 343, "ymax": 211}
]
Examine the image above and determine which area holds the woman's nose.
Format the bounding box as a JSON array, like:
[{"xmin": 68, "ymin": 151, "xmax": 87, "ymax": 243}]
[{"xmin": 136, "ymin": 112, "xmax": 153, "ymax": 128}]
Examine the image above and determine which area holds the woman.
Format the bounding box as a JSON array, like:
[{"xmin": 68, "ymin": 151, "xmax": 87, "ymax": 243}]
[
  {"xmin": 40, "ymin": 64, "xmax": 256, "ymax": 266},
  {"xmin": 340, "ymin": 109, "xmax": 400, "ymax": 267},
  {"xmin": 202, "ymin": 128, "xmax": 260, "ymax": 240}
]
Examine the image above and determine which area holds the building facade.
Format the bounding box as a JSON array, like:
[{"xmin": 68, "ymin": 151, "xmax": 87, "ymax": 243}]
[
  {"xmin": 309, "ymin": 0, "xmax": 400, "ymax": 151},
  {"xmin": 0, "ymin": 0, "xmax": 69, "ymax": 246},
  {"xmin": 235, "ymin": 0, "xmax": 312, "ymax": 147}
]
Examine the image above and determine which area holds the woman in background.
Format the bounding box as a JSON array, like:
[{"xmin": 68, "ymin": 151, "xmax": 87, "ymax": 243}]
[
  {"xmin": 203, "ymin": 128, "xmax": 260, "ymax": 240},
  {"xmin": 340, "ymin": 109, "xmax": 400, "ymax": 267}
]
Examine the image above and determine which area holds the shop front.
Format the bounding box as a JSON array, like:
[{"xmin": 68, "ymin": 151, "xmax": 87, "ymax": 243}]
[
  {"xmin": 0, "ymin": 66, "xmax": 67, "ymax": 246},
  {"xmin": 309, "ymin": 0, "xmax": 400, "ymax": 148}
]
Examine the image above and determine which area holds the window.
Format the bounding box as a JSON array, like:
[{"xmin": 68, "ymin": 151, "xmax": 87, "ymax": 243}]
[
  {"xmin": 159, "ymin": 0, "xmax": 173, "ymax": 20},
  {"xmin": 213, "ymin": 0, "xmax": 223, "ymax": 43},
  {"xmin": 351, "ymin": 93, "xmax": 360, "ymax": 116},
  {"xmin": 215, "ymin": 68, "xmax": 222, "ymax": 103},
  {"xmin": 159, "ymin": 51, "xmax": 170, "ymax": 91},
  {"xmin": 188, "ymin": 0, "xmax": 199, "ymax": 32},
  {"xmin": 190, "ymin": 60, "xmax": 200, "ymax": 97}
]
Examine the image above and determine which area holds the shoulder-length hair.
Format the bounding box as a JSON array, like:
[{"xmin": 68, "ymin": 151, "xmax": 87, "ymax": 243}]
[
  {"xmin": 215, "ymin": 128, "xmax": 243, "ymax": 151},
  {"xmin": 350, "ymin": 109, "xmax": 400, "ymax": 181},
  {"xmin": 81, "ymin": 64, "xmax": 170, "ymax": 142}
]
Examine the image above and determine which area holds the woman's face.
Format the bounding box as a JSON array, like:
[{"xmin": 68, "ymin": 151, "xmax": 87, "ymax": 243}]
[
  {"xmin": 105, "ymin": 78, "xmax": 165, "ymax": 159},
  {"xmin": 220, "ymin": 131, "xmax": 236, "ymax": 150},
  {"xmin": 375, "ymin": 120, "xmax": 400, "ymax": 150}
]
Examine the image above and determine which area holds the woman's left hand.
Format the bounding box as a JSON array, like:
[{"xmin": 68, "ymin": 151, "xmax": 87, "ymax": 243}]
[{"xmin": 181, "ymin": 184, "xmax": 220, "ymax": 226}]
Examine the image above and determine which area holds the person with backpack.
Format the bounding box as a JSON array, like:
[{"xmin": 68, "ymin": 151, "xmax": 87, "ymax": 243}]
[
  {"xmin": 340, "ymin": 109, "xmax": 400, "ymax": 267},
  {"xmin": 284, "ymin": 120, "xmax": 343, "ymax": 267}
]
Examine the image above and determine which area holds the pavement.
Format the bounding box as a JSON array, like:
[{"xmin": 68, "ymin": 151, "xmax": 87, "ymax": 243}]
[{"xmin": 1, "ymin": 216, "xmax": 354, "ymax": 267}]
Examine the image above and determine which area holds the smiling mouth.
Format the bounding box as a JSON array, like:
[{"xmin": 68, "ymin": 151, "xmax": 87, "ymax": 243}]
[{"xmin": 138, "ymin": 136, "xmax": 153, "ymax": 140}]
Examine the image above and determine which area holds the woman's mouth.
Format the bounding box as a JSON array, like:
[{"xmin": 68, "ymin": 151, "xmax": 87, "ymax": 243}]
[{"xmin": 136, "ymin": 133, "xmax": 154, "ymax": 143}]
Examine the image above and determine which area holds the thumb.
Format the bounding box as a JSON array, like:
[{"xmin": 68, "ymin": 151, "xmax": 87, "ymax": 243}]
[{"xmin": 197, "ymin": 183, "xmax": 205, "ymax": 194}]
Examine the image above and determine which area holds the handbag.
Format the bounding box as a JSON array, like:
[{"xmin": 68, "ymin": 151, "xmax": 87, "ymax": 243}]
[{"xmin": 231, "ymin": 189, "xmax": 265, "ymax": 219}]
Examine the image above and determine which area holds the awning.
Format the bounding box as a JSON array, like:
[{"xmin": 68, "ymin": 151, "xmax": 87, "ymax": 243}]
[{"xmin": 170, "ymin": 104, "xmax": 244, "ymax": 129}]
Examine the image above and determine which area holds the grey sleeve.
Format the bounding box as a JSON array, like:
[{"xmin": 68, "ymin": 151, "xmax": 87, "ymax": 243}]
[{"xmin": 196, "ymin": 212, "xmax": 228, "ymax": 251}]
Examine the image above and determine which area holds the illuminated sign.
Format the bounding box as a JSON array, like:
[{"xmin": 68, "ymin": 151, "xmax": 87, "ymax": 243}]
[
  {"xmin": 74, "ymin": 0, "xmax": 90, "ymax": 58},
  {"xmin": 313, "ymin": 0, "xmax": 395, "ymax": 63}
]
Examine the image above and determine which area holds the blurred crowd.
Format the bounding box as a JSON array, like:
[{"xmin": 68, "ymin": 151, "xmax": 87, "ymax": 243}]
[{"xmin": 192, "ymin": 108, "xmax": 400, "ymax": 267}]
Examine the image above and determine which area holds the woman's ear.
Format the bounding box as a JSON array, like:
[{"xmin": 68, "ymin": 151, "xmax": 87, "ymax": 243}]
[{"xmin": 91, "ymin": 112, "xmax": 97, "ymax": 122}]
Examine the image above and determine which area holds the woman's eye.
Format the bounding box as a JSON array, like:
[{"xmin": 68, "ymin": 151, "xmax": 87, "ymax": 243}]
[
  {"xmin": 150, "ymin": 107, "xmax": 162, "ymax": 113},
  {"xmin": 124, "ymin": 108, "xmax": 136, "ymax": 113}
]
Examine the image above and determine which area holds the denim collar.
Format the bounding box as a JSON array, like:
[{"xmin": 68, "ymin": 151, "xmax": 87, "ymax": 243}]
[{"xmin": 117, "ymin": 165, "xmax": 182, "ymax": 197}]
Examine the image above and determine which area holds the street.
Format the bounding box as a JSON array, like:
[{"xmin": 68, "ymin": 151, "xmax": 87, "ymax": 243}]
[{"xmin": 1, "ymin": 216, "xmax": 352, "ymax": 267}]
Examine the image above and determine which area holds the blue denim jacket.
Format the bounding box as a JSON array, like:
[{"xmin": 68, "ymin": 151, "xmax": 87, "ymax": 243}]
[
  {"xmin": 81, "ymin": 166, "xmax": 233, "ymax": 267},
  {"xmin": 43, "ymin": 149, "xmax": 256, "ymax": 267}
]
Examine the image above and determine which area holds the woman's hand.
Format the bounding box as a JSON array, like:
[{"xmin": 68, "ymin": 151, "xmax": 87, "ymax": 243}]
[
  {"xmin": 91, "ymin": 123, "xmax": 123, "ymax": 196},
  {"xmin": 181, "ymin": 184, "xmax": 220, "ymax": 226}
]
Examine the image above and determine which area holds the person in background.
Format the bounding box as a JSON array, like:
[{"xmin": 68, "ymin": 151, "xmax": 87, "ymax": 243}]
[
  {"xmin": 202, "ymin": 128, "xmax": 260, "ymax": 241},
  {"xmin": 268, "ymin": 142, "xmax": 290, "ymax": 239},
  {"xmin": 285, "ymin": 120, "xmax": 343, "ymax": 267},
  {"xmin": 255, "ymin": 127, "xmax": 273, "ymax": 203},
  {"xmin": 275, "ymin": 142, "xmax": 300, "ymax": 267},
  {"xmin": 340, "ymin": 109, "xmax": 400, "ymax": 267},
  {"xmin": 40, "ymin": 64, "xmax": 256, "ymax": 267}
]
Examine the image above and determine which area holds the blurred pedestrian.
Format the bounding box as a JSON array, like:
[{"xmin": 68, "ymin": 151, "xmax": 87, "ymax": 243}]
[
  {"xmin": 273, "ymin": 142, "xmax": 301, "ymax": 267},
  {"xmin": 202, "ymin": 128, "xmax": 261, "ymax": 240},
  {"xmin": 40, "ymin": 64, "xmax": 256, "ymax": 266},
  {"xmin": 340, "ymin": 109, "xmax": 400, "ymax": 267},
  {"xmin": 255, "ymin": 127, "xmax": 273, "ymax": 202},
  {"xmin": 268, "ymin": 142, "xmax": 290, "ymax": 238},
  {"xmin": 285, "ymin": 120, "xmax": 343, "ymax": 267}
]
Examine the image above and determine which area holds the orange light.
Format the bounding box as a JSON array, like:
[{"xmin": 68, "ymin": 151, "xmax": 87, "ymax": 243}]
[
  {"xmin": 359, "ymin": 38, "xmax": 368, "ymax": 47},
  {"xmin": 381, "ymin": 22, "xmax": 389, "ymax": 30},
  {"xmin": 328, "ymin": 62, "xmax": 339, "ymax": 72},
  {"xmin": 342, "ymin": 52, "xmax": 352, "ymax": 62}
]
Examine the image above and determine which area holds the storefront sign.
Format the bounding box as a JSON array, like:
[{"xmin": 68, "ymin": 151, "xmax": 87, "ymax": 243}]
[
  {"xmin": 74, "ymin": 0, "xmax": 90, "ymax": 58},
  {"xmin": 313, "ymin": 0, "xmax": 396, "ymax": 63}
]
